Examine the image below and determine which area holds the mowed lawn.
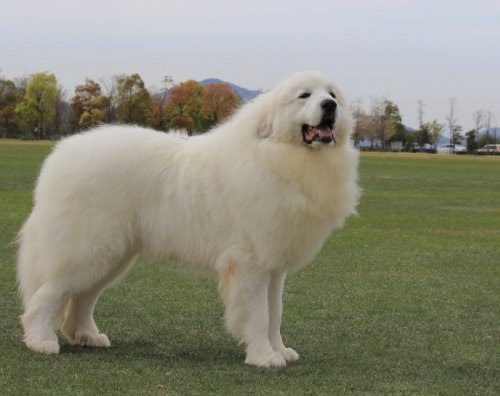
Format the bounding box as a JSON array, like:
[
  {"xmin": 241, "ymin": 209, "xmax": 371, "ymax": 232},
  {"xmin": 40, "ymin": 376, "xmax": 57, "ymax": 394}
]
[{"xmin": 0, "ymin": 140, "xmax": 499, "ymax": 394}]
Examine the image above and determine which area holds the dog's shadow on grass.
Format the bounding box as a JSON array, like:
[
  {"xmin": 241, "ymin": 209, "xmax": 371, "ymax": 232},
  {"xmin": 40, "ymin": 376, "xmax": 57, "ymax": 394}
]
[{"xmin": 59, "ymin": 333, "xmax": 244, "ymax": 368}]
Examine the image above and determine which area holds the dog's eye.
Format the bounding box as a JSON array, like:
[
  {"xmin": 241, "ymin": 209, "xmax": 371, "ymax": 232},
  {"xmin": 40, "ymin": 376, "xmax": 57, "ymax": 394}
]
[
  {"xmin": 329, "ymin": 92, "xmax": 336, "ymax": 99},
  {"xmin": 298, "ymin": 92, "xmax": 311, "ymax": 99}
]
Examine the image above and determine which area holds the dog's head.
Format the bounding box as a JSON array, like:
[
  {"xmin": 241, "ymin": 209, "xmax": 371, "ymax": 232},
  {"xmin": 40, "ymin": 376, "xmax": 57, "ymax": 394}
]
[{"xmin": 257, "ymin": 71, "xmax": 352, "ymax": 147}]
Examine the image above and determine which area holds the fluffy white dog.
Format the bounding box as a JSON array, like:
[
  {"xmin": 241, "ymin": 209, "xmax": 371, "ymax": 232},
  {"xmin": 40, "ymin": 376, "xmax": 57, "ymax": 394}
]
[{"xmin": 17, "ymin": 71, "xmax": 360, "ymax": 368}]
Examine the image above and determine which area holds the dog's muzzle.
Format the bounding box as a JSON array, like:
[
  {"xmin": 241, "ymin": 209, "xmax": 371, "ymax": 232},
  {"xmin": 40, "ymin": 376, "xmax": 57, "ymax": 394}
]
[
  {"xmin": 302, "ymin": 99, "xmax": 337, "ymax": 145},
  {"xmin": 302, "ymin": 116, "xmax": 335, "ymax": 145}
]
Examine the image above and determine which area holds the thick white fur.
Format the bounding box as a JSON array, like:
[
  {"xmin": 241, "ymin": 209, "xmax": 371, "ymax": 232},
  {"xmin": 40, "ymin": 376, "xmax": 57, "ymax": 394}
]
[{"xmin": 17, "ymin": 71, "xmax": 360, "ymax": 367}]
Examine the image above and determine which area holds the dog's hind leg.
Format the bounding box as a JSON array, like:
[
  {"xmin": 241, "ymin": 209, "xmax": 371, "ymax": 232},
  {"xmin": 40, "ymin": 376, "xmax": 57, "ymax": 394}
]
[
  {"xmin": 61, "ymin": 255, "xmax": 137, "ymax": 348},
  {"xmin": 217, "ymin": 250, "xmax": 286, "ymax": 368},
  {"xmin": 268, "ymin": 270, "xmax": 299, "ymax": 362},
  {"xmin": 21, "ymin": 282, "xmax": 69, "ymax": 354},
  {"xmin": 61, "ymin": 287, "xmax": 110, "ymax": 348}
]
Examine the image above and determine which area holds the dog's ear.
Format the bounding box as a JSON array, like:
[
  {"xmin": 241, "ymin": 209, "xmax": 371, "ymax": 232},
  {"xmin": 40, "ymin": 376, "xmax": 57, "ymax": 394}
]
[{"xmin": 257, "ymin": 107, "xmax": 273, "ymax": 138}]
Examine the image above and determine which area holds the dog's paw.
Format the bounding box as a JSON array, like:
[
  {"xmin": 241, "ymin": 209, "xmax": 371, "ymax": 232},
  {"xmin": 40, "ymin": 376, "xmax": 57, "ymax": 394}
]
[
  {"xmin": 278, "ymin": 347, "xmax": 299, "ymax": 362},
  {"xmin": 70, "ymin": 331, "xmax": 111, "ymax": 348},
  {"xmin": 25, "ymin": 339, "xmax": 60, "ymax": 355},
  {"xmin": 245, "ymin": 351, "xmax": 286, "ymax": 368}
]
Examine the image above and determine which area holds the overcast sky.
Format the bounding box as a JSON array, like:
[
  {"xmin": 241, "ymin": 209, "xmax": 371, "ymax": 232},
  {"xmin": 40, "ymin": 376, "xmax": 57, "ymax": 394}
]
[{"xmin": 1, "ymin": 0, "xmax": 499, "ymax": 130}]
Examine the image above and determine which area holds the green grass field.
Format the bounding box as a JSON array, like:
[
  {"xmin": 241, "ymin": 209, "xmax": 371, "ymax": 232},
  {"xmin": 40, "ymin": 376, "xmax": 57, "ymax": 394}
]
[{"xmin": 1, "ymin": 141, "xmax": 499, "ymax": 394}]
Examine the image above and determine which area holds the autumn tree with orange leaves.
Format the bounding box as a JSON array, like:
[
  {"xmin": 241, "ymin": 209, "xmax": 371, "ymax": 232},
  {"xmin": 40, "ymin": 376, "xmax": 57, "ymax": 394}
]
[
  {"xmin": 70, "ymin": 79, "xmax": 108, "ymax": 130},
  {"xmin": 164, "ymin": 80, "xmax": 204, "ymax": 134},
  {"xmin": 6, "ymin": 71, "xmax": 245, "ymax": 137},
  {"xmin": 201, "ymin": 83, "xmax": 239, "ymax": 126}
]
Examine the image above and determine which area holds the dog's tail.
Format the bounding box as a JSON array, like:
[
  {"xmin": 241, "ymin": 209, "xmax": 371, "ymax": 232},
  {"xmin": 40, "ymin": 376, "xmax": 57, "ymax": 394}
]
[{"xmin": 16, "ymin": 213, "xmax": 43, "ymax": 311}]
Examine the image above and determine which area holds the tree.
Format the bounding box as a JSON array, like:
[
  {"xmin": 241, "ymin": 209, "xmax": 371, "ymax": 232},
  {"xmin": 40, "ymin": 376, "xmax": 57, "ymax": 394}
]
[
  {"xmin": 146, "ymin": 95, "xmax": 166, "ymax": 130},
  {"xmin": 169, "ymin": 113, "xmax": 195, "ymax": 132},
  {"xmin": 465, "ymin": 129, "xmax": 478, "ymax": 153},
  {"xmin": 164, "ymin": 80, "xmax": 203, "ymax": 134},
  {"xmin": 143, "ymin": 75, "xmax": 176, "ymax": 131},
  {"xmin": 0, "ymin": 79, "xmax": 22, "ymax": 138},
  {"xmin": 416, "ymin": 99, "xmax": 425, "ymax": 151},
  {"xmin": 366, "ymin": 98, "xmax": 404, "ymax": 148},
  {"xmin": 404, "ymin": 131, "xmax": 416, "ymax": 152},
  {"xmin": 452, "ymin": 127, "xmax": 464, "ymax": 145},
  {"xmin": 350, "ymin": 100, "xmax": 368, "ymax": 146},
  {"xmin": 15, "ymin": 72, "xmax": 60, "ymax": 139},
  {"xmin": 70, "ymin": 79, "xmax": 109, "ymax": 130},
  {"xmin": 478, "ymin": 132, "xmax": 497, "ymax": 148},
  {"xmin": 425, "ymin": 119, "xmax": 444, "ymax": 149},
  {"xmin": 364, "ymin": 97, "xmax": 385, "ymax": 147},
  {"xmin": 484, "ymin": 108, "xmax": 493, "ymax": 141},
  {"xmin": 99, "ymin": 75, "xmax": 119, "ymax": 123},
  {"xmin": 201, "ymin": 82, "xmax": 239, "ymax": 129},
  {"xmin": 385, "ymin": 100, "xmax": 405, "ymax": 147},
  {"xmin": 472, "ymin": 109, "xmax": 485, "ymax": 137},
  {"xmin": 54, "ymin": 86, "xmax": 71, "ymax": 136},
  {"xmin": 417, "ymin": 122, "xmax": 432, "ymax": 147},
  {"xmin": 445, "ymin": 98, "xmax": 463, "ymax": 151},
  {"xmin": 115, "ymin": 73, "xmax": 151, "ymax": 125}
]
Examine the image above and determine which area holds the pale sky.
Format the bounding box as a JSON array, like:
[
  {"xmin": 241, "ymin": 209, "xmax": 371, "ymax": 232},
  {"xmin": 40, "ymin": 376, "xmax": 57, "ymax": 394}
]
[{"xmin": 1, "ymin": 0, "xmax": 499, "ymax": 130}]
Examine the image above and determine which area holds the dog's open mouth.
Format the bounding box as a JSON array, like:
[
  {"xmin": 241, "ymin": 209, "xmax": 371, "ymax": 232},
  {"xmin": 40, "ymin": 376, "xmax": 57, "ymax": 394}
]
[{"xmin": 302, "ymin": 118, "xmax": 335, "ymax": 145}]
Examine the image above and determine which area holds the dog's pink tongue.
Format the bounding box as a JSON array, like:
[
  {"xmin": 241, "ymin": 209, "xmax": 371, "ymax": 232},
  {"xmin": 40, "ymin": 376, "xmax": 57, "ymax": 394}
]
[
  {"xmin": 319, "ymin": 128, "xmax": 332, "ymax": 139},
  {"xmin": 306, "ymin": 128, "xmax": 318, "ymax": 141}
]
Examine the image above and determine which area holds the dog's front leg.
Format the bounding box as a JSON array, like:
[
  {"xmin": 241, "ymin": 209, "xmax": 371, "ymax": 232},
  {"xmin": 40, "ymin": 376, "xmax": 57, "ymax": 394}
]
[
  {"xmin": 217, "ymin": 253, "xmax": 286, "ymax": 368},
  {"xmin": 268, "ymin": 270, "xmax": 299, "ymax": 362}
]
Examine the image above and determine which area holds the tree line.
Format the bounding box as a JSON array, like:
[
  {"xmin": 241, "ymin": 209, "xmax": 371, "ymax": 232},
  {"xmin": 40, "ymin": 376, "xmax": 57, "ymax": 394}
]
[
  {"xmin": 351, "ymin": 97, "xmax": 497, "ymax": 153},
  {"xmin": 1, "ymin": 70, "xmax": 497, "ymax": 152},
  {"xmin": 0, "ymin": 71, "xmax": 240, "ymax": 139}
]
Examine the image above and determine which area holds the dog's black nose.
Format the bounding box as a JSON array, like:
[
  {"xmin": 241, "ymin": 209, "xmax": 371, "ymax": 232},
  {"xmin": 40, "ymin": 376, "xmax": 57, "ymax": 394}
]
[{"xmin": 321, "ymin": 99, "xmax": 337, "ymax": 115}]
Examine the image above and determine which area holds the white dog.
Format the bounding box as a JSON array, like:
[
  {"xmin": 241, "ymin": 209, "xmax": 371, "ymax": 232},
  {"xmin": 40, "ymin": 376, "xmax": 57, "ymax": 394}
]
[{"xmin": 17, "ymin": 71, "xmax": 360, "ymax": 368}]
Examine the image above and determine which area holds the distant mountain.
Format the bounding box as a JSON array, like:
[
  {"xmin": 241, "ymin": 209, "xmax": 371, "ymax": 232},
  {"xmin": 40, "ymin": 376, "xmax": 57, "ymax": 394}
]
[
  {"xmin": 155, "ymin": 78, "xmax": 261, "ymax": 102},
  {"xmin": 478, "ymin": 127, "xmax": 500, "ymax": 138},
  {"xmin": 438, "ymin": 135, "xmax": 456, "ymax": 146},
  {"xmin": 200, "ymin": 78, "xmax": 261, "ymax": 102}
]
